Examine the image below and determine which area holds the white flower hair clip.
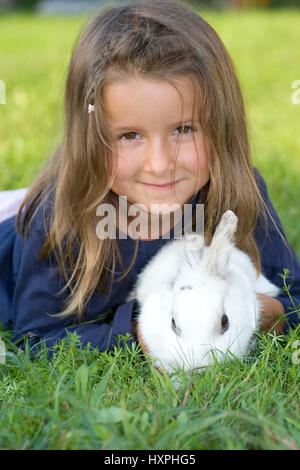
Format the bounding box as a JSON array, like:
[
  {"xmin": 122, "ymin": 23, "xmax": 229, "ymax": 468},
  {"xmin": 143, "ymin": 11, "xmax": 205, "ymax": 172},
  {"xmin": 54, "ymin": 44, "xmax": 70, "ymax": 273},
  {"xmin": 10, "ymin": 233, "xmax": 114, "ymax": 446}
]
[{"xmin": 88, "ymin": 104, "xmax": 95, "ymax": 114}]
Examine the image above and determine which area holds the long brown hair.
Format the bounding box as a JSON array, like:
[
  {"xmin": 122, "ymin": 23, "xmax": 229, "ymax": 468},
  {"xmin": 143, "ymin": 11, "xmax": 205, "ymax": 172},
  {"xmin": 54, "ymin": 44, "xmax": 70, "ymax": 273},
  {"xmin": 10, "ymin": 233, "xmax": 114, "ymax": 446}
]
[{"xmin": 17, "ymin": 0, "xmax": 289, "ymax": 319}]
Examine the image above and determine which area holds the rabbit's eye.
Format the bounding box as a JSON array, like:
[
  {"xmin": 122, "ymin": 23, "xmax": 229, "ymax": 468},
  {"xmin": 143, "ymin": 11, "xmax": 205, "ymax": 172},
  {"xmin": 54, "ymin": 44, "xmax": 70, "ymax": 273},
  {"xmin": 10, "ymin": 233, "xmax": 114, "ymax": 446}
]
[
  {"xmin": 171, "ymin": 318, "xmax": 181, "ymax": 336},
  {"xmin": 221, "ymin": 314, "xmax": 229, "ymax": 333}
]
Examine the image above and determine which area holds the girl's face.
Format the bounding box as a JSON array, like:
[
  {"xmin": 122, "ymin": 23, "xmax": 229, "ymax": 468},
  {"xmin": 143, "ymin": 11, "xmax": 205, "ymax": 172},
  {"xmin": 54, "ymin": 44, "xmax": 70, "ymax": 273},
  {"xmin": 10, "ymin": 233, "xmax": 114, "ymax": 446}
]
[{"xmin": 104, "ymin": 76, "xmax": 210, "ymax": 215}]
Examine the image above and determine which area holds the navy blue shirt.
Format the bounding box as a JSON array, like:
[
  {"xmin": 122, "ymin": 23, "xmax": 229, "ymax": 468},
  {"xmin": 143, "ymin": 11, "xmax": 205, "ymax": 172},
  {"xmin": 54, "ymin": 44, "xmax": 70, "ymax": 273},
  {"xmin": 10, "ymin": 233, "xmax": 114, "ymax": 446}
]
[{"xmin": 0, "ymin": 167, "xmax": 299, "ymax": 355}]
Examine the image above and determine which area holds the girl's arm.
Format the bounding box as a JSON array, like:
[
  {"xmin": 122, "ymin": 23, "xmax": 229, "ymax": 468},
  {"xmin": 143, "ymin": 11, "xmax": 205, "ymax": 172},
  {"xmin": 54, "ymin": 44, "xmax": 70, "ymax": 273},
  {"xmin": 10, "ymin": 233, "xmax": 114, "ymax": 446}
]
[
  {"xmin": 254, "ymin": 167, "xmax": 300, "ymax": 334},
  {"xmin": 1, "ymin": 216, "xmax": 137, "ymax": 357},
  {"xmin": 257, "ymin": 293, "xmax": 286, "ymax": 334}
]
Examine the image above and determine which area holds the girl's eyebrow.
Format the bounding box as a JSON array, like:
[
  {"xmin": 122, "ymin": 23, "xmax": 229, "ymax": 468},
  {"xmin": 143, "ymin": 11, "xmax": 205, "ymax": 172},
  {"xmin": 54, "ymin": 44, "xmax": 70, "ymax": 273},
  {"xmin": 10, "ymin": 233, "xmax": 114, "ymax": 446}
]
[
  {"xmin": 113, "ymin": 126, "xmax": 144, "ymax": 133},
  {"xmin": 170, "ymin": 118, "xmax": 198, "ymax": 127},
  {"xmin": 113, "ymin": 119, "xmax": 199, "ymax": 133}
]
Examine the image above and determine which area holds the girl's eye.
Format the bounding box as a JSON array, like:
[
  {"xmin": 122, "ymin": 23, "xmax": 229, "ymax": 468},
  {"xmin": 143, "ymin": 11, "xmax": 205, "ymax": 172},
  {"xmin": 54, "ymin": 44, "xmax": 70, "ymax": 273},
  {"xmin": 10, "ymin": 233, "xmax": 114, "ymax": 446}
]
[
  {"xmin": 174, "ymin": 125, "xmax": 195, "ymax": 135},
  {"xmin": 119, "ymin": 132, "xmax": 141, "ymax": 141},
  {"xmin": 118, "ymin": 126, "xmax": 196, "ymax": 141}
]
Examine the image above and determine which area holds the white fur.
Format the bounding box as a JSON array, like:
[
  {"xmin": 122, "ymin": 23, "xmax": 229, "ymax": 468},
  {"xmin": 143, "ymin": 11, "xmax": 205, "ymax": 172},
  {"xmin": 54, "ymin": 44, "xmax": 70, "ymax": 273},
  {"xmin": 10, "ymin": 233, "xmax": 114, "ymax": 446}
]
[{"xmin": 128, "ymin": 210, "xmax": 280, "ymax": 374}]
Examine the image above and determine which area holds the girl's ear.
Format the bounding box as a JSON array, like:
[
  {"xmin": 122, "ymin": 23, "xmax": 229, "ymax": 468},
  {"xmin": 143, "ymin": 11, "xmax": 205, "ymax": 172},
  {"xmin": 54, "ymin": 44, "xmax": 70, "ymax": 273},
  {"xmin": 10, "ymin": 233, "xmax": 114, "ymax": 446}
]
[{"xmin": 202, "ymin": 210, "xmax": 238, "ymax": 278}]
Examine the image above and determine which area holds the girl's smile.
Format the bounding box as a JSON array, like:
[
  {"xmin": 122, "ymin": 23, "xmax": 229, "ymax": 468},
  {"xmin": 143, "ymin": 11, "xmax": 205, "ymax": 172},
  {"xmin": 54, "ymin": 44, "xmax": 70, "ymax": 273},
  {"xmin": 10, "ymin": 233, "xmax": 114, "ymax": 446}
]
[
  {"xmin": 140, "ymin": 178, "xmax": 183, "ymax": 191},
  {"xmin": 104, "ymin": 76, "xmax": 210, "ymax": 214}
]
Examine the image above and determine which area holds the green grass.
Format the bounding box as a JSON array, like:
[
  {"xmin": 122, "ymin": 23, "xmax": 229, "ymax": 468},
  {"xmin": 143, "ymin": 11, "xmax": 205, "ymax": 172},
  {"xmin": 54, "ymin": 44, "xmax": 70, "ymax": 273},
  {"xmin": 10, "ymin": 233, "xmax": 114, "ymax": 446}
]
[
  {"xmin": 0, "ymin": 9, "xmax": 300, "ymax": 450},
  {"xmin": 0, "ymin": 325, "xmax": 300, "ymax": 450}
]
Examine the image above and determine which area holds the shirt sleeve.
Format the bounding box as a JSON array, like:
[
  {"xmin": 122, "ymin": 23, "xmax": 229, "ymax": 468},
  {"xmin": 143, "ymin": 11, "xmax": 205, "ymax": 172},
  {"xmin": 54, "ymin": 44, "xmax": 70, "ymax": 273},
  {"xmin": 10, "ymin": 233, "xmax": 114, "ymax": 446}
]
[
  {"xmin": 11, "ymin": 220, "xmax": 138, "ymax": 357},
  {"xmin": 14, "ymin": 299, "xmax": 138, "ymax": 358},
  {"xmin": 254, "ymin": 168, "xmax": 300, "ymax": 334}
]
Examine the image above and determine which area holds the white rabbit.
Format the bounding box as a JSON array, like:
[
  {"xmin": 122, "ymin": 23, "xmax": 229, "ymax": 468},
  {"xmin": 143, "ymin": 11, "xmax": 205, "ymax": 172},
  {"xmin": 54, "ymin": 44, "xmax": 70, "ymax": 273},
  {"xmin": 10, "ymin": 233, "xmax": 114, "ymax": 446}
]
[{"xmin": 128, "ymin": 210, "xmax": 280, "ymax": 374}]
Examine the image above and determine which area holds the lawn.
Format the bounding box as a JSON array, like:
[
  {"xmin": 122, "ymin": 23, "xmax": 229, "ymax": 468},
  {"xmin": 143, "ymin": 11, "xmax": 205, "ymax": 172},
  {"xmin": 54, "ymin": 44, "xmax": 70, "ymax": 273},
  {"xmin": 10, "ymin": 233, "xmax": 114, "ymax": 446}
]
[{"xmin": 0, "ymin": 8, "xmax": 300, "ymax": 450}]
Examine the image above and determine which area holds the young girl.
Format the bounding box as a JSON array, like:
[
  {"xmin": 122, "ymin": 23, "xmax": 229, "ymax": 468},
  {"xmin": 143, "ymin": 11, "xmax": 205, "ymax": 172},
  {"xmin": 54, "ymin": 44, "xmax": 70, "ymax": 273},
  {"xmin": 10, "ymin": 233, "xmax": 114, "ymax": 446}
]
[{"xmin": 0, "ymin": 0, "xmax": 299, "ymax": 357}]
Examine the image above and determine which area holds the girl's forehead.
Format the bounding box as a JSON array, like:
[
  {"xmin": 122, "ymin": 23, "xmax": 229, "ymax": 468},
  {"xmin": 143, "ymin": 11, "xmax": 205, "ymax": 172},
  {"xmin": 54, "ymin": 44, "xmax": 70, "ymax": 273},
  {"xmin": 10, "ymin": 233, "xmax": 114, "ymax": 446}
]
[{"xmin": 103, "ymin": 75, "xmax": 198, "ymax": 126}]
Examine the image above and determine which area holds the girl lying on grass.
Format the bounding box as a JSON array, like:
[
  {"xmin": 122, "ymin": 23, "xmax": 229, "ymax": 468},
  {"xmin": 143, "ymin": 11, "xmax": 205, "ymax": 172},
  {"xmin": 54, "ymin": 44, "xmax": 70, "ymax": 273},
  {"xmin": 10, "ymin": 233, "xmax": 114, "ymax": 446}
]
[{"xmin": 0, "ymin": 0, "xmax": 299, "ymax": 358}]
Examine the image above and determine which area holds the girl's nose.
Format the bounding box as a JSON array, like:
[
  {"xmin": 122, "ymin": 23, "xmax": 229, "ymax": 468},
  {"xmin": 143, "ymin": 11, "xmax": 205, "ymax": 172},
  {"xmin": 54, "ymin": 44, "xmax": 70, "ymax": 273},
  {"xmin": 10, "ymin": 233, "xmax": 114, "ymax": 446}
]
[{"xmin": 143, "ymin": 138, "xmax": 176, "ymax": 176}]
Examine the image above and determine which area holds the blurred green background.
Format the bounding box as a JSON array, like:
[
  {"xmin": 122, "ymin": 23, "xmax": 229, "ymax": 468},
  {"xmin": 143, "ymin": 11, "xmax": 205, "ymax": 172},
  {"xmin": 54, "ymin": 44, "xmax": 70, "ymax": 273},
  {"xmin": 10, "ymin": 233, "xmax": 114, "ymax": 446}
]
[{"xmin": 0, "ymin": 3, "xmax": 299, "ymax": 258}]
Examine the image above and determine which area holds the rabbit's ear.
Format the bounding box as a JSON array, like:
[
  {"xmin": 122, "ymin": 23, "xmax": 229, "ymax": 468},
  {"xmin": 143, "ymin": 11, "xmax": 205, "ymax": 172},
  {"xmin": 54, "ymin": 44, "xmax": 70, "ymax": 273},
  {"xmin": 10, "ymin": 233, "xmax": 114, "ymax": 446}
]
[{"xmin": 203, "ymin": 210, "xmax": 238, "ymax": 278}]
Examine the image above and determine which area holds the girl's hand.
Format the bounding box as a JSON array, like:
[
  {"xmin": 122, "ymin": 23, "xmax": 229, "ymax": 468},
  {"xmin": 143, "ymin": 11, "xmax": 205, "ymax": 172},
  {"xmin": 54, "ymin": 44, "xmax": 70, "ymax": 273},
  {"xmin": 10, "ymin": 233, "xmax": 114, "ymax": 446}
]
[{"xmin": 257, "ymin": 294, "xmax": 286, "ymax": 334}]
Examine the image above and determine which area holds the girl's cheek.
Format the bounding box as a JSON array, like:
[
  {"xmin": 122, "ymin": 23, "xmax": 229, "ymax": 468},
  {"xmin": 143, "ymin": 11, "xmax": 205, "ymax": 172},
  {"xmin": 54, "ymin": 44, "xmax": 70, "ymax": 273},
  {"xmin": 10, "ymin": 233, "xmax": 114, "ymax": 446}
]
[
  {"xmin": 194, "ymin": 138, "xmax": 209, "ymax": 165},
  {"xmin": 117, "ymin": 145, "xmax": 145, "ymax": 169},
  {"xmin": 114, "ymin": 153, "xmax": 140, "ymax": 180},
  {"xmin": 180, "ymin": 141, "xmax": 207, "ymax": 168}
]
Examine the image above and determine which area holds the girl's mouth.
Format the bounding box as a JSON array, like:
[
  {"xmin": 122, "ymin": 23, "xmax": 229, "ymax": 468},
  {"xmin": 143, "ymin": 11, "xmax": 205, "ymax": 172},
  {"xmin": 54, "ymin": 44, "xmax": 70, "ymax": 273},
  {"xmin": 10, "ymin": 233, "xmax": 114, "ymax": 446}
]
[{"xmin": 141, "ymin": 179, "xmax": 183, "ymax": 191}]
